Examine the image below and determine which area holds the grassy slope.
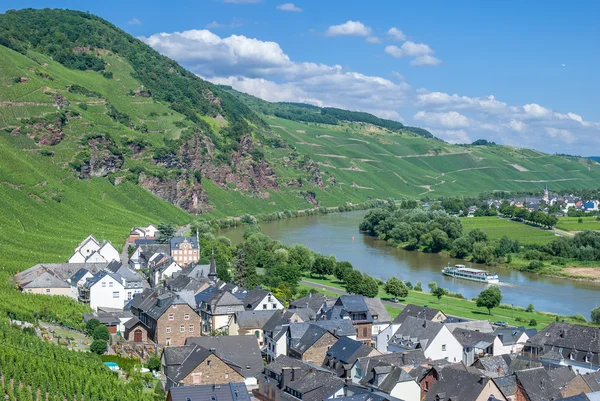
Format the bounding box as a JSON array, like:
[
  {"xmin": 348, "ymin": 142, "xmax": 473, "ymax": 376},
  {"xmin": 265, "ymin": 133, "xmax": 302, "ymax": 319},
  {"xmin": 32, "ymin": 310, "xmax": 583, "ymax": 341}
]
[
  {"xmin": 555, "ymin": 216, "xmax": 600, "ymax": 232},
  {"xmin": 460, "ymin": 217, "xmax": 557, "ymax": 245}
]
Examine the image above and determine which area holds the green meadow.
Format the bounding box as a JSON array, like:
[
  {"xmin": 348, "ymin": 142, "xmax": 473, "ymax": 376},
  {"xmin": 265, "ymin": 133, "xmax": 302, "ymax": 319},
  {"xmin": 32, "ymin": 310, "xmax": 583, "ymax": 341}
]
[
  {"xmin": 460, "ymin": 216, "xmax": 557, "ymax": 245},
  {"xmin": 556, "ymin": 216, "xmax": 600, "ymax": 232}
]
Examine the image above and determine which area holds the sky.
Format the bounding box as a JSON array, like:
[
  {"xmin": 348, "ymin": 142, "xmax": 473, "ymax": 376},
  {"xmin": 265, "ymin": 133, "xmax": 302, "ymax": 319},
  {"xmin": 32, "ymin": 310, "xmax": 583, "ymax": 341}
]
[{"xmin": 3, "ymin": 0, "xmax": 600, "ymax": 155}]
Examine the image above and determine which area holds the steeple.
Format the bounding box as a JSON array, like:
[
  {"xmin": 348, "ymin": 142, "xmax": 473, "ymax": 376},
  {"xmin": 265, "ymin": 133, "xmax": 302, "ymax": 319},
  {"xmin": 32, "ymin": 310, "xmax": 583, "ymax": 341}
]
[
  {"xmin": 208, "ymin": 248, "xmax": 217, "ymax": 281},
  {"xmin": 543, "ymin": 183, "xmax": 549, "ymax": 202}
]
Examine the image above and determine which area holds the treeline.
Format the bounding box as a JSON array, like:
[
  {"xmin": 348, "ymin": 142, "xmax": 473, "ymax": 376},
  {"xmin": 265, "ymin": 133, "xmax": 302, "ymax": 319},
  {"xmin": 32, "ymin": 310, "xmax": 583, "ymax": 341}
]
[
  {"xmin": 0, "ymin": 9, "xmax": 264, "ymax": 128},
  {"xmin": 523, "ymin": 231, "xmax": 600, "ymax": 271},
  {"xmin": 498, "ymin": 202, "xmax": 559, "ymax": 228}
]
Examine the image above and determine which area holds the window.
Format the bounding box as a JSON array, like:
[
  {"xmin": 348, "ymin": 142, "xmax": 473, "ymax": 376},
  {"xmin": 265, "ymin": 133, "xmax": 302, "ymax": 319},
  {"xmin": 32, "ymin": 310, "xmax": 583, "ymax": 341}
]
[
  {"xmin": 127, "ymin": 292, "xmax": 132, "ymax": 300},
  {"xmin": 102, "ymin": 282, "xmax": 106, "ymax": 288},
  {"xmin": 442, "ymin": 344, "xmax": 447, "ymax": 351},
  {"xmin": 109, "ymin": 282, "xmax": 113, "ymax": 288},
  {"xmin": 192, "ymin": 374, "xmax": 201, "ymax": 385},
  {"xmin": 180, "ymin": 325, "xmax": 185, "ymax": 333},
  {"xmin": 189, "ymin": 325, "xmax": 194, "ymax": 332},
  {"xmin": 45, "ymin": 289, "xmax": 50, "ymax": 294},
  {"xmin": 166, "ymin": 326, "xmax": 171, "ymax": 334},
  {"xmin": 263, "ymin": 304, "xmax": 267, "ymax": 310},
  {"xmin": 425, "ymin": 381, "xmax": 429, "ymax": 390},
  {"xmin": 184, "ymin": 313, "xmax": 190, "ymax": 320},
  {"xmin": 112, "ymin": 291, "xmax": 120, "ymax": 298},
  {"xmin": 207, "ymin": 360, "xmax": 211, "ymax": 367},
  {"xmin": 585, "ymin": 355, "xmax": 590, "ymax": 363},
  {"xmin": 362, "ymin": 327, "xmax": 368, "ymax": 338},
  {"xmin": 255, "ymin": 331, "xmax": 260, "ymax": 338},
  {"xmin": 272, "ymin": 303, "xmax": 277, "ymax": 309},
  {"xmin": 168, "ymin": 313, "xmax": 174, "ymax": 321}
]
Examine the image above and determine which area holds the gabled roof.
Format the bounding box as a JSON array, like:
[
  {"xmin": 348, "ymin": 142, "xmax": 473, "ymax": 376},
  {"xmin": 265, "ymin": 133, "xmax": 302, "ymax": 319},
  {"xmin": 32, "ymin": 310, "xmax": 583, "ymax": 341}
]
[
  {"xmin": 70, "ymin": 268, "xmax": 90, "ymax": 284},
  {"xmin": 75, "ymin": 235, "xmax": 99, "ymax": 252},
  {"xmin": 356, "ymin": 350, "xmax": 428, "ymax": 377},
  {"xmin": 167, "ymin": 383, "xmax": 250, "ymax": 401},
  {"xmin": 388, "ymin": 316, "xmax": 446, "ymax": 351},
  {"xmin": 262, "ymin": 308, "xmax": 316, "ymax": 332},
  {"xmin": 364, "ymin": 297, "xmax": 391, "ymax": 323},
  {"xmin": 170, "ymin": 236, "xmax": 199, "ymax": 250},
  {"xmin": 290, "ymin": 293, "xmax": 331, "ymax": 313},
  {"xmin": 282, "ymin": 369, "xmax": 345, "ymax": 401},
  {"xmin": 473, "ymin": 355, "xmax": 512, "ymax": 376},
  {"xmin": 289, "ymin": 324, "xmax": 330, "ymax": 355},
  {"xmin": 85, "ymin": 270, "xmax": 123, "ymax": 289},
  {"xmin": 581, "ymin": 371, "xmax": 600, "ymax": 392},
  {"xmin": 184, "ymin": 336, "xmax": 263, "ymax": 377},
  {"xmin": 493, "ymin": 375, "xmax": 518, "ymax": 399},
  {"xmin": 235, "ymin": 310, "xmax": 278, "ymax": 330},
  {"xmin": 166, "ymin": 345, "xmax": 214, "ymax": 382},
  {"xmin": 16, "ymin": 263, "xmax": 107, "ymax": 285},
  {"xmin": 181, "ymin": 263, "xmax": 211, "ymax": 279},
  {"xmin": 23, "ymin": 272, "xmax": 70, "ymax": 289},
  {"xmin": 549, "ymin": 367, "xmax": 576, "ymax": 391},
  {"xmin": 452, "ymin": 328, "xmax": 496, "ymax": 349},
  {"xmin": 494, "ymin": 327, "xmax": 531, "ymax": 345},
  {"xmin": 326, "ymin": 336, "xmax": 375, "ymax": 365},
  {"xmin": 324, "ymin": 295, "xmax": 373, "ymax": 324},
  {"xmin": 446, "ymin": 320, "xmax": 494, "ymax": 333},
  {"xmin": 515, "ymin": 367, "xmax": 561, "ymax": 401},
  {"xmin": 527, "ymin": 322, "xmax": 600, "ymax": 366},
  {"xmin": 166, "ymin": 275, "xmax": 208, "ymax": 293},
  {"xmin": 424, "ymin": 367, "xmax": 495, "ymax": 401},
  {"xmin": 392, "ymin": 304, "xmax": 445, "ymax": 325},
  {"xmin": 129, "ymin": 289, "xmax": 192, "ymax": 321},
  {"xmin": 241, "ymin": 288, "xmax": 270, "ymax": 310}
]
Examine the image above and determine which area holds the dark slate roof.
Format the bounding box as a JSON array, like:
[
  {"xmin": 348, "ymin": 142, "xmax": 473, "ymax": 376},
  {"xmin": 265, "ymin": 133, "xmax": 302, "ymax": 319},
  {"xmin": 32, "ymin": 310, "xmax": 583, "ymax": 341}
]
[
  {"xmin": 85, "ymin": 270, "xmax": 122, "ymax": 289},
  {"xmin": 290, "ymin": 293, "xmax": 331, "ymax": 313},
  {"xmin": 180, "ymin": 263, "xmax": 211, "ymax": 280},
  {"xmin": 264, "ymin": 355, "xmax": 314, "ymax": 375},
  {"xmin": 556, "ymin": 395, "xmax": 590, "ymax": 401},
  {"xmin": 581, "ymin": 371, "xmax": 600, "ymax": 392},
  {"xmin": 452, "ymin": 328, "xmax": 496, "ymax": 348},
  {"xmin": 23, "ymin": 272, "xmax": 70, "ymax": 289},
  {"xmin": 83, "ymin": 311, "xmax": 132, "ymax": 325},
  {"xmin": 423, "ymin": 367, "xmax": 494, "ymax": 401},
  {"xmin": 184, "ymin": 336, "xmax": 263, "ymax": 377},
  {"xmin": 326, "ymin": 336, "xmax": 374, "ymax": 365},
  {"xmin": 356, "ymin": 350, "xmax": 427, "ymax": 376},
  {"xmin": 170, "ymin": 236, "xmax": 199, "ymax": 250},
  {"xmin": 515, "ymin": 368, "xmax": 561, "ymax": 401},
  {"xmin": 163, "ymin": 345, "xmax": 197, "ymax": 367},
  {"xmin": 493, "ymin": 375, "xmax": 517, "ymax": 398},
  {"xmin": 312, "ymin": 319, "xmax": 356, "ymax": 337},
  {"xmin": 494, "ymin": 327, "xmax": 530, "ymax": 345},
  {"xmin": 130, "ymin": 289, "xmax": 192, "ymax": 320},
  {"xmin": 548, "ymin": 367, "xmax": 576, "ymax": 391},
  {"xmin": 364, "ymin": 298, "xmax": 391, "ymax": 323},
  {"xmin": 240, "ymin": 288, "xmax": 269, "ymax": 310},
  {"xmin": 123, "ymin": 316, "xmax": 145, "ymax": 330},
  {"xmin": 106, "ymin": 261, "xmax": 145, "ymax": 288},
  {"xmin": 375, "ymin": 367, "xmax": 415, "ymax": 393},
  {"xmin": 167, "ymin": 383, "xmax": 250, "ymax": 401},
  {"xmin": 392, "ymin": 304, "xmax": 444, "ymax": 325},
  {"xmin": 235, "ymin": 310, "xmax": 278, "ymax": 329},
  {"xmin": 389, "ymin": 316, "xmax": 445, "ymax": 350},
  {"xmin": 289, "ymin": 324, "xmax": 330, "ymax": 355},
  {"xmin": 70, "ymin": 268, "xmax": 90, "ymax": 284},
  {"xmin": 527, "ymin": 322, "xmax": 600, "ymax": 366},
  {"xmin": 282, "ymin": 370, "xmax": 345, "ymax": 401},
  {"xmin": 335, "ymin": 393, "xmax": 402, "ymax": 401},
  {"xmin": 166, "ymin": 274, "xmax": 208, "ymax": 293},
  {"xmin": 167, "ymin": 346, "xmax": 214, "ymax": 383},
  {"xmin": 473, "ymin": 355, "xmax": 512, "ymax": 376},
  {"xmin": 262, "ymin": 308, "xmax": 316, "ymax": 333}
]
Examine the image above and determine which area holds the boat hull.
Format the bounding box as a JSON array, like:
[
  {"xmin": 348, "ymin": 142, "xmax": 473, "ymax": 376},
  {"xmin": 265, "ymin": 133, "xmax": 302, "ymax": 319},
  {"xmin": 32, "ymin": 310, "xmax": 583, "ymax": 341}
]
[{"xmin": 442, "ymin": 270, "xmax": 499, "ymax": 284}]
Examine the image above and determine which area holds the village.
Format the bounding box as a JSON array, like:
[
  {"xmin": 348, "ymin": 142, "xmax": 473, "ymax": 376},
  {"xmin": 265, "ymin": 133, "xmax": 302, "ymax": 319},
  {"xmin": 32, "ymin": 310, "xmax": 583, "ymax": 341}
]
[{"xmin": 11, "ymin": 224, "xmax": 600, "ymax": 401}]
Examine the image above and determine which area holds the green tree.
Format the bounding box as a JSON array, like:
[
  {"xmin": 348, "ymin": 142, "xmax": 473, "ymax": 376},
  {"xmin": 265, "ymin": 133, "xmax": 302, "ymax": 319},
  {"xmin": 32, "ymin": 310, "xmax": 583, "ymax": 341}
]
[
  {"xmin": 92, "ymin": 325, "xmax": 110, "ymax": 342},
  {"xmin": 156, "ymin": 222, "xmax": 175, "ymax": 244},
  {"xmin": 476, "ymin": 286, "xmax": 503, "ymax": 314},
  {"xmin": 85, "ymin": 318, "xmax": 100, "ymax": 337},
  {"xmin": 591, "ymin": 306, "xmax": 600, "ymax": 324},
  {"xmin": 414, "ymin": 282, "xmax": 423, "ymax": 292},
  {"xmin": 358, "ymin": 275, "xmax": 379, "ymax": 298},
  {"xmin": 472, "ymin": 242, "xmax": 495, "ymax": 264},
  {"xmin": 146, "ymin": 356, "xmax": 161, "ymax": 372},
  {"xmin": 335, "ymin": 261, "xmax": 354, "ymax": 281},
  {"xmin": 431, "ymin": 286, "xmax": 448, "ymax": 302},
  {"xmin": 288, "ymin": 244, "xmax": 315, "ymax": 272},
  {"xmin": 190, "ymin": 219, "xmax": 215, "ymax": 241},
  {"xmin": 384, "ymin": 277, "xmax": 408, "ymax": 300},
  {"xmin": 311, "ymin": 255, "xmax": 335, "ymax": 277},
  {"xmin": 526, "ymin": 303, "xmax": 535, "ymax": 313},
  {"xmin": 452, "ymin": 236, "xmax": 473, "ymax": 258},
  {"xmin": 90, "ymin": 339, "xmax": 107, "ymax": 355},
  {"xmin": 468, "ymin": 228, "xmax": 488, "ymax": 243},
  {"xmin": 345, "ymin": 270, "xmax": 363, "ymax": 294},
  {"xmin": 428, "ymin": 281, "xmax": 438, "ymax": 292}
]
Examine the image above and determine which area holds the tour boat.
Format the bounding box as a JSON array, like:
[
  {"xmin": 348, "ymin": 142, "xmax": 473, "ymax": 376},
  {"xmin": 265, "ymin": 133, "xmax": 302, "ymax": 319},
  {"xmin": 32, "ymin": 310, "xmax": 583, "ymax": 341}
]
[{"xmin": 441, "ymin": 264, "xmax": 499, "ymax": 283}]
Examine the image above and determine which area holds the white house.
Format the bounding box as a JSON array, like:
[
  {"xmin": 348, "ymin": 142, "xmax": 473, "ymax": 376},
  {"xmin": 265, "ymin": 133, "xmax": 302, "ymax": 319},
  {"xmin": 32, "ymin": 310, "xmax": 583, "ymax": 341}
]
[
  {"xmin": 69, "ymin": 238, "xmax": 120, "ymax": 264},
  {"xmin": 242, "ymin": 289, "xmax": 285, "ymax": 311},
  {"xmin": 69, "ymin": 235, "xmax": 101, "ymax": 263},
  {"xmin": 150, "ymin": 257, "xmax": 181, "ymax": 288},
  {"xmin": 375, "ymin": 323, "xmax": 400, "ymax": 353},
  {"xmin": 387, "ymin": 316, "xmax": 462, "ymax": 362},
  {"xmin": 69, "ymin": 268, "xmax": 94, "ymax": 299},
  {"xmin": 493, "ymin": 328, "xmax": 531, "ymax": 356},
  {"xmin": 84, "ymin": 271, "xmax": 126, "ymax": 311}
]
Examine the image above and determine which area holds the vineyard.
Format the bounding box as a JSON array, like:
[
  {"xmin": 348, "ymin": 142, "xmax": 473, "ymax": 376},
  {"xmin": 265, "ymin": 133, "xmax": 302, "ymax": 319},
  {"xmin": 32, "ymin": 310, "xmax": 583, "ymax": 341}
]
[{"xmin": 0, "ymin": 321, "xmax": 161, "ymax": 401}]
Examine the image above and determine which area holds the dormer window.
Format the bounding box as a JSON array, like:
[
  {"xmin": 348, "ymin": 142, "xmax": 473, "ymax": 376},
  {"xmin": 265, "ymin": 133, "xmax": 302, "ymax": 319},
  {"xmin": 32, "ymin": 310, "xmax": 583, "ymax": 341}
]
[
  {"xmin": 569, "ymin": 353, "xmax": 575, "ymax": 360},
  {"xmin": 585, "ymin": 355, "xmax": 591, "ymax": 363}
]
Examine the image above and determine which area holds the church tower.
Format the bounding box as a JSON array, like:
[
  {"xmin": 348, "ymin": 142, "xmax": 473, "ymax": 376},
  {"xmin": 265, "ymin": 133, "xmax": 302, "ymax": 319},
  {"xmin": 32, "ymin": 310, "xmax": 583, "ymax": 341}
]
[
  {"xmin": 543, "ymin": 183, "xmax": 549, "ymax": 203},
  {"xmin": 208, "ymin": 248, "xmax": 217, "ymax": 282}
]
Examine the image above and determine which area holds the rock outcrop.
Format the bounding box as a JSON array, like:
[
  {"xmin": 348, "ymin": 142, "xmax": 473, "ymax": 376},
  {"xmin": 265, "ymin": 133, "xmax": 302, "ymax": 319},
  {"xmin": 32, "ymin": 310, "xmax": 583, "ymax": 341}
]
[{"xmin": 76, "ymin": 136, "xmax": 124, "ymax": 178}]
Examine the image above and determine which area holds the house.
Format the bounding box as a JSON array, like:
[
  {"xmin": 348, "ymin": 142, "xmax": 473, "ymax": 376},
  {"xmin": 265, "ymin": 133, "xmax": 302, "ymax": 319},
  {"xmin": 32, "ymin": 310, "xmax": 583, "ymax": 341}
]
[
  {"xmin": 196, "ymin": 287, "xmax": 245, "ymax": 335},
  {"xmin": 128, "ymin": 289, "xmax": 201, "ymax": 346},
  {"xmin": 128, "ymin": 224, "xmax": 159, "ymax": 243},
  {"xmin": 20, "ymin": 271, "xmax": 73, "ymax": 298},
  {"xmin": 184, "ymin": 336, "xmax": 263, "ymax": 386},
  {"xmin": 257, "ymin": 355, "xmax": 345, "ymax": 401},
  {"xmin": 446, "ymin": 320, "xmax": 495, "ymax": 334},
  {"xmin": 105, "ymin": 261, "xmax": 146, "ymax": 301},
  {"xmin": 290, "ymin": 293, "xmax": 332, "ymax": 314},
  {"xmin": 515, "ymin": 367, "xmax": 561, "ymax": 401},
  {"xmin": 166, "ymin": 382, "xmax": 251, "ymax": 401},
  {"xmin": 16, "ymin": 263, "xmax": 107, "ymax": 297},
  {"xmin": 163, "ymin": 345, "xmax": 244, "ymax": 390},
  {"xmin": 170, "ymin": 236, "xmax": 199, "ymax": 267},
  {"xmin": 351, "ymin": 349, "xmax": 427, "ymax": 383},
  {"xmin": 287, "ymin": 323, "xmax": 339, "ymax": 365},
  {"xmin": 493, "ymin": 327, "xmax": 533, "ymax": 356},
  {"xmin": 123, "ymin": 316, "xmax": 149, "ymax": 342},
  {"xmin": 472, "ymin": 355, "xmax": 513, "ymax": 378},
  {"xmin": 166, "ymin": 274, "xmax": 209, "ymax": 295},
  {"xmin": 241, "ymin": 289, "xmax": 284, "ymax": 311},
  {"xmin": 263, "ymin": 308, "xmax": 317, "ymax": 363},
  {"xmin": 493, "ymin": 375, "xmax": 518, "ymax": 401},
  {"xmin": 561, "ymin": 371, "xmax": 600, "ymax": 397},
  {"xmin": 325, "ymin": 336, "xmax": 381, "ymax": 379},
  {"xmin": 68, "ymin": 236, "xmax": 120, "ymax": 264},
  {"xmin": 376, "ymin": 323, "xmax": 401, "ymax": 354},
  {"xmin": 148, "ymin": 253, "xmax": 181, "ymax": 287},
  {"xmin": 129, "ymin": 243, "xmax": 170, "ymax": 270},
  {"xmin": 388, "ymin": 316, "xmax": 463, "ymax": 362},
  {"xmin": 423, "ymin": 366, "xmax": 507, "ymax": 401},
  {"xmin": 81, "ymin": 270, "xmax": 126, "ymax": 311},
  {"xmin": 322, "ymin": 295, "xmax": 374, "ymax": 344},
  {"xmin": 83, "ymin": 310, "xmax": 134, "ymax": 335},
  {"xmin": 391, "ymin": 304, "xmax": 447, "ymax": 325},
  {"xmin": 364, "ymin": 297, "xmax": 392, "ymax": 335},
  {"xmin": 228, "ymin": 309, "xmax": 279, "ymax": 346},
  {"xmin": 524, "ymin": 322, "xmax": 600, "ymax": 374},
  {"xmin": 451, "ymin": 329, "xmax": 496, "ymax": 366}
]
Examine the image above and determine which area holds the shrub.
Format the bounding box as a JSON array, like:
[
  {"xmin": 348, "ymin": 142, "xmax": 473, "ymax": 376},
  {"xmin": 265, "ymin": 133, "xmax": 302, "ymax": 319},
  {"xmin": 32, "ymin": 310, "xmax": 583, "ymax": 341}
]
[
  {"xmin": 592, "ymin": 307, "xmax": 600, "ymax": 324},
  {"xmin": 529, "ymin": 319, "xmax": 538, "ymax": 326},
  {"xmin": 526, "ymin": 303, "xmax": 535, "ymax": 313},
  {"xmin": 572, "ymin": 313, "xmax": 587, "ymax": 323},
  {"xmin": 90, "ymin": 339, "xmax": 107, "ymax": 354},
  {"xmin": 92, "ymin": 325, "xmax": 110, "ymax": 341}
]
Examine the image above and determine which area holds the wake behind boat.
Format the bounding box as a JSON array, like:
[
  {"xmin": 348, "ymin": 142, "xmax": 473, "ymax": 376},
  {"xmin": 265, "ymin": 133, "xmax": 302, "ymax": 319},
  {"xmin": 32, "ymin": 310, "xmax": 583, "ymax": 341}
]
[{"xmin": 442, "ymin": 264, "xmax": 499, "ymax": 284}]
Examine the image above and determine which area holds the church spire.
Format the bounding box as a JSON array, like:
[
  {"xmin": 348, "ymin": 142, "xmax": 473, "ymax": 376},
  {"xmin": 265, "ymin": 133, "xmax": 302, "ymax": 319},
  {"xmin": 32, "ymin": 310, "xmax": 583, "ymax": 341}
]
[{"xmin": 208, "ymin": 248, "xmax": 217, "ymax": 281}]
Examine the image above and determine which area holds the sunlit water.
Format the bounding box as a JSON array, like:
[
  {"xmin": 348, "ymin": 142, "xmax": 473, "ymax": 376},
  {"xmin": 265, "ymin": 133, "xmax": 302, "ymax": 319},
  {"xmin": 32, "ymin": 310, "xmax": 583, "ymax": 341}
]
[{"xmin": 220, "ymin": 210, "xmax": 600, "ymax": 316}]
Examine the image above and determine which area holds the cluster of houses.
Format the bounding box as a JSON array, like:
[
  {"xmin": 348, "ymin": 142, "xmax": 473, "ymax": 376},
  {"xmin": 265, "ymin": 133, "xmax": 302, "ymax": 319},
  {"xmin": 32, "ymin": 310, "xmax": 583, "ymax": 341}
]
[
  {"xmin": 14, "ymin": 228, "xmax": 600, "ymax": 401},
  {"xmin": 490, "ymin": 186, "xmax": 598, "ymax": 214}
]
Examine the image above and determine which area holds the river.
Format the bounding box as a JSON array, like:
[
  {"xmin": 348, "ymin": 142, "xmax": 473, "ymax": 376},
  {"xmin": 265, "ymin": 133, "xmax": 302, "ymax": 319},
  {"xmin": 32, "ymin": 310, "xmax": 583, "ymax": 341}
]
[{"xmin": 220, "ymin": 210, "xmax": 600, "ymax": 317}]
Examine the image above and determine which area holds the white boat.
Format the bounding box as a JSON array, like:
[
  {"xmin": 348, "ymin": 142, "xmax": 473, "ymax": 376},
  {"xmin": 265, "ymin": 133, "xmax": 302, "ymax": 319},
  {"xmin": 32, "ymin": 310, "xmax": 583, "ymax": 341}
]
[{"xmin": 442, "ymin": 264, "xmax": 499, "ymax": 283}]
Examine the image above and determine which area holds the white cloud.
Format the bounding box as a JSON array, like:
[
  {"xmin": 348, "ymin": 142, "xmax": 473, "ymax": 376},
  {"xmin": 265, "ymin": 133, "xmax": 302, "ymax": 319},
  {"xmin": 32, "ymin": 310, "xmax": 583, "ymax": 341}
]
[
  {"xmin": 127, "ymin": 18, "xmax": 142, "ymax": 25},
  {"xmin": 431, "ymin": 129, "xmax": 472, "ymax": 144},
  {"xmin": 325, "ymin": 20, "xmax": 372, "ymax": 37},
  {"xmin": 366, "ymin": 36, "xmax": 381, "ymax": 44},
  {"xmin": 414, "ymin": 111, "xmax": 471, "ymax": 128},
  {"xmin": 410, "ymin": 55, "xmax": 441, "ymax": 66},
  {"xmin": 508, "ymin": 119, "xmax": 527, "ymax": 133},
  {"xmin": 546, "ymin": 127, "xmax": 575, "ymax": 143},
  {"xmin": 385, "ymin": 41, "xmax": 441, "ymax": 66},
  {"xmin": 387, "ymin": 27, "xmax": 406, "ymax": 41},
  {"xmin": 206, "ymin": 19, "xmax": 244, "ymax": 29},
  {"xmin": 276, "ymin": 3, "xmax": 303, "ymax": 12},
  {"xmin": 523, "ymin": 103, "xmax": 552, "ymax": 118},
  {"xmin": 390, "ymin": 71, "xmax": 405, "ymax": 81}
]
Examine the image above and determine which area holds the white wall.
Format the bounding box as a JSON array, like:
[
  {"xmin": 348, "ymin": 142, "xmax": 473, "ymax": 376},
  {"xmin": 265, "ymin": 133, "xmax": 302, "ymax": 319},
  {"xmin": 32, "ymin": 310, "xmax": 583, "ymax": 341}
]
[
  {"xmin": 86, "ymin": 252, "xmax": 108, "ymax": 263},
  {"xmin": 252, "ymin": 293, "xmax": 284, "ymax": 311},
  {"xmin": 377, "ymin": 323, "xmax": 400, "ymax": 353},
  {"xmin": 425, "ymin": 326, "xmax": 462, "ymax": 362},
  {"xmin": 145, "ymin": 225, "xmax": 159, "ymax": 237},
  {"xmin": 68, "ymin": 252, "xmax": 86, "ymax": 263},
  {"xmin": 77, "ymin": 239, "xmax": 100, "ymax": 257},
  {"xmin": 492, "ymin": 333, "xmax": 529, "ymax": 356},
  {"xmin": 89, "ymin": 275, "xmax": 125, "ymax": 311},
  {"xmin": 98, "ymin": 243, "xmax": 120, "ymax": 263},
  {"xmin": 390, "ymin": 381, "xmax": 421, "ymax": 401}
]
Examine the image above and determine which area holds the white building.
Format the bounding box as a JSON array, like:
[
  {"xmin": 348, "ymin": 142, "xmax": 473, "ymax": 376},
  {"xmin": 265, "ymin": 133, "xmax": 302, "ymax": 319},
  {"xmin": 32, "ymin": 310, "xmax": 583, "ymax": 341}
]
[
  {"xmin": 69, "ymin": 237, "xmax": 120, "ymax": 264},
  {"xmin": 493, "ymin": 328, "xmax": 531, "ymax": 356},
  {"xmin": 375, "ymin": 323, "xmax": 400, "ymax": 353},
  {"xmin": 84, "ymin": 271, "xmax": 126, "ymax": 311}
]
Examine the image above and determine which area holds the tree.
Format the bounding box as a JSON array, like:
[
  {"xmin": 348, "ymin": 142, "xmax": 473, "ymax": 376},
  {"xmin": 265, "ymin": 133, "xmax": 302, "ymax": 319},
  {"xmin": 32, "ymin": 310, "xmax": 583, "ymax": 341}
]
[
  {"xmin": 288, "ymin": 244, "xmax": 315, "ymax": 272},
  {"xmin": 431, "ymin": 287, "xmax": 448, "ymax": 302},
  {"xmin": 452, "ymin": 236, "xmax": 473, "ymax": 258},
  {"xmin": 345, "ymin": 269, "xmax": 363, "ymax": 294},
  {"xmin": 476, "ymin": 286, "xmax": 503, "ymax": 314},
  {"xmin": 311, "ymin": 255, "xmax": 335, "ymax": 277},
  {"xmin": 146, "ymin": 356, "xmax": 161, "ymax": 372},
  {"xmin": 428, "ymin": 282, "xmax": 438, "ymax": 292},
  {"xmin": 468, "ymin": 228, "xmax": 488, "ymax": 243},
  {"xmin": 414, "ymin": 282, "xmax": 423, "ymax": 292},
  {"xmin": 591, "ymin": 306, "xmax": 600, "ymax": 324},
  {"xmin": 384, "ymin": 277, "xmax": 408, "ymax": 300},
  {"xmin": 526, "ymin": 303, "xmax": 535, "ymax": 313},
  {"xmin": 90, "ymin": 339, "xmax": 107, "ymax": 355},
  {"xmin": 85, "ymin": 318, "xmax": 100, "ymax": 337},
  {"xmin": 190, "ymin": 219, "xmax": 215, "ymax": 241},
  {"xmin": 92, "ymin": 325, "xmax": 110, "ymax": 342},
  {"xmin": 156, "ymin": 222, "xmax": 175, "ymax": 244},
  {"xmin": 335, "ymin": 261, "xmax": 354, "ymax": 281},
  {"xmin": 472, "ymin": 242, "xmax": 495, "ymax": 265},
  {"xmin": 357, "ymin": 275, "xmax": 379, "ymax": 298}
]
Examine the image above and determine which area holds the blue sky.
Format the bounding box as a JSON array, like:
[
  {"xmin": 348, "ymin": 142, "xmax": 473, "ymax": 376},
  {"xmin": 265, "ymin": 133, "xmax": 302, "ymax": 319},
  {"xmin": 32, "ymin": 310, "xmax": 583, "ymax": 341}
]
[{"xmin": 3, "ymin": 0, "xmax": 599, "ymax": 154}]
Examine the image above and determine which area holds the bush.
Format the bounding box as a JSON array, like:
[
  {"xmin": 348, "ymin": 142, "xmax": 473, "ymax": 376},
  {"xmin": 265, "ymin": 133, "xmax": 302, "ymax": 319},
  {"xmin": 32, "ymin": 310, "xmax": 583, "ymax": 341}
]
[
  {"xmin": 92, "ymin": 325, "xmax": 110, "ymax": 341},
  {"xmin": 414, "ymin": 282, "xmax": 423, "ymax": 292},
  {"xmin": 90, "ymin": 339, "xmax": 107, "ymax": 355},
  {"xmin": 529, "ymin": 319, "xmax": 538, "ymax": 326},
  {"xmin": 526, "ymin": 303, "xmax": 535, "ymax": 313},
  {"xmin": 85, "ymin": 318, "xmax": 100, "ymax": 337},
  {"xmin": 572, "ymin": 313, "xmax": 587, "ymax": 323},
  {"xmin": 592, "ymin": 307, "xmax": 600, "ymax": 324}
]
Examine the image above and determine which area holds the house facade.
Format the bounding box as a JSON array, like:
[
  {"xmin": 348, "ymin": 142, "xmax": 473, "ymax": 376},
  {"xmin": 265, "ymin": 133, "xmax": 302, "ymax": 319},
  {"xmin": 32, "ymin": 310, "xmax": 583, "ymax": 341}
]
[
  {"xmin": 83, "ymin": 271, "xmax": 126, "ymax": 311},
  {"xmin": 196, "ymin": 288, "xmax": 245, "ymax": 335},
  {"xmin": 170, "ymin": 236, "xmax": 199, "ymax": 267}
]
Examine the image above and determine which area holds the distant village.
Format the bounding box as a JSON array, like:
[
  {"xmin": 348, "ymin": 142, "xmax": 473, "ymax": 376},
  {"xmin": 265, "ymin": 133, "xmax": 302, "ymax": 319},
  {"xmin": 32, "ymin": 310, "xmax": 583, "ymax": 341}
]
[{"xmin": 12, "ymin": 223, "xmax": 600, "ymax": 401}]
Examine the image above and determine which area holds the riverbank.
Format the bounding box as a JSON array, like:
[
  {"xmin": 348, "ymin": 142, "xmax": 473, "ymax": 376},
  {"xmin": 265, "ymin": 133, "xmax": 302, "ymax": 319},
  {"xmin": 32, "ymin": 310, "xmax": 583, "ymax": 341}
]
[{"xmin": 301, "ymin": 274, "xmax": 595, "ymax": 329}]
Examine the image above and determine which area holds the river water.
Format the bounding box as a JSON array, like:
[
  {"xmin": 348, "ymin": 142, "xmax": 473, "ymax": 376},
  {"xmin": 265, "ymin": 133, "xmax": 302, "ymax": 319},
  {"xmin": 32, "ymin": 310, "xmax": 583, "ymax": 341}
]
[{"xmin": 220, "ymin": 210, "xmax": 600, "ymax": 317}]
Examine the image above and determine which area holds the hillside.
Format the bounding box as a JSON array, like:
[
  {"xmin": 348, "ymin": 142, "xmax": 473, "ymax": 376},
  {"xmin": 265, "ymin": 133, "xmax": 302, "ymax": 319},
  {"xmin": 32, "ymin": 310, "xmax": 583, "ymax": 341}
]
[{"xmin": 0, "ymin": 7, "xmax": 599, "ymax": 277}]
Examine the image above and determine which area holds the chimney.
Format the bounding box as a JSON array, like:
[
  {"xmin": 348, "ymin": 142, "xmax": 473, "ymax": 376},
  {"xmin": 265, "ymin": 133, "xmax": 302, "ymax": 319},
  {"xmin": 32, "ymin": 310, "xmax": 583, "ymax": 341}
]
[
  {"xmin": 497, "ymin": 366, "xmax": 503, "ymax": 376},
  {"xmin": 281, "ymin": 367, "xmax": 292, "ymax": 388},
  {"xmin": 291, "ymin": 367, "xmax": 300, "ymax": 382},
  {"xmin": 560, "ymin": 330, "xmax": 565, "ymax": 338},
  {"xmin": 479, "ymin": 375, "xmax": 486, "ymax": 385},
  {"xmin": 334, "ymin": 328, "xmax": 339, "ymax": 337}
]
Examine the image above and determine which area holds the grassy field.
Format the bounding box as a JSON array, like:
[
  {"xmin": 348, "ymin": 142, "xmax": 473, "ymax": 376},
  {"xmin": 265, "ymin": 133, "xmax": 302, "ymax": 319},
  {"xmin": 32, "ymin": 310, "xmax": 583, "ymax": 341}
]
[
  {"xmin": 302, "ymin": 275, "xmax": 587, "ymax": 329},
  {"xmin": 556, "ymin": 216, "xmax": 600, "ymax": 232},
  {"xmin": 460, "ymin": 216, "xmax": 557, "ymax": 245}
]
